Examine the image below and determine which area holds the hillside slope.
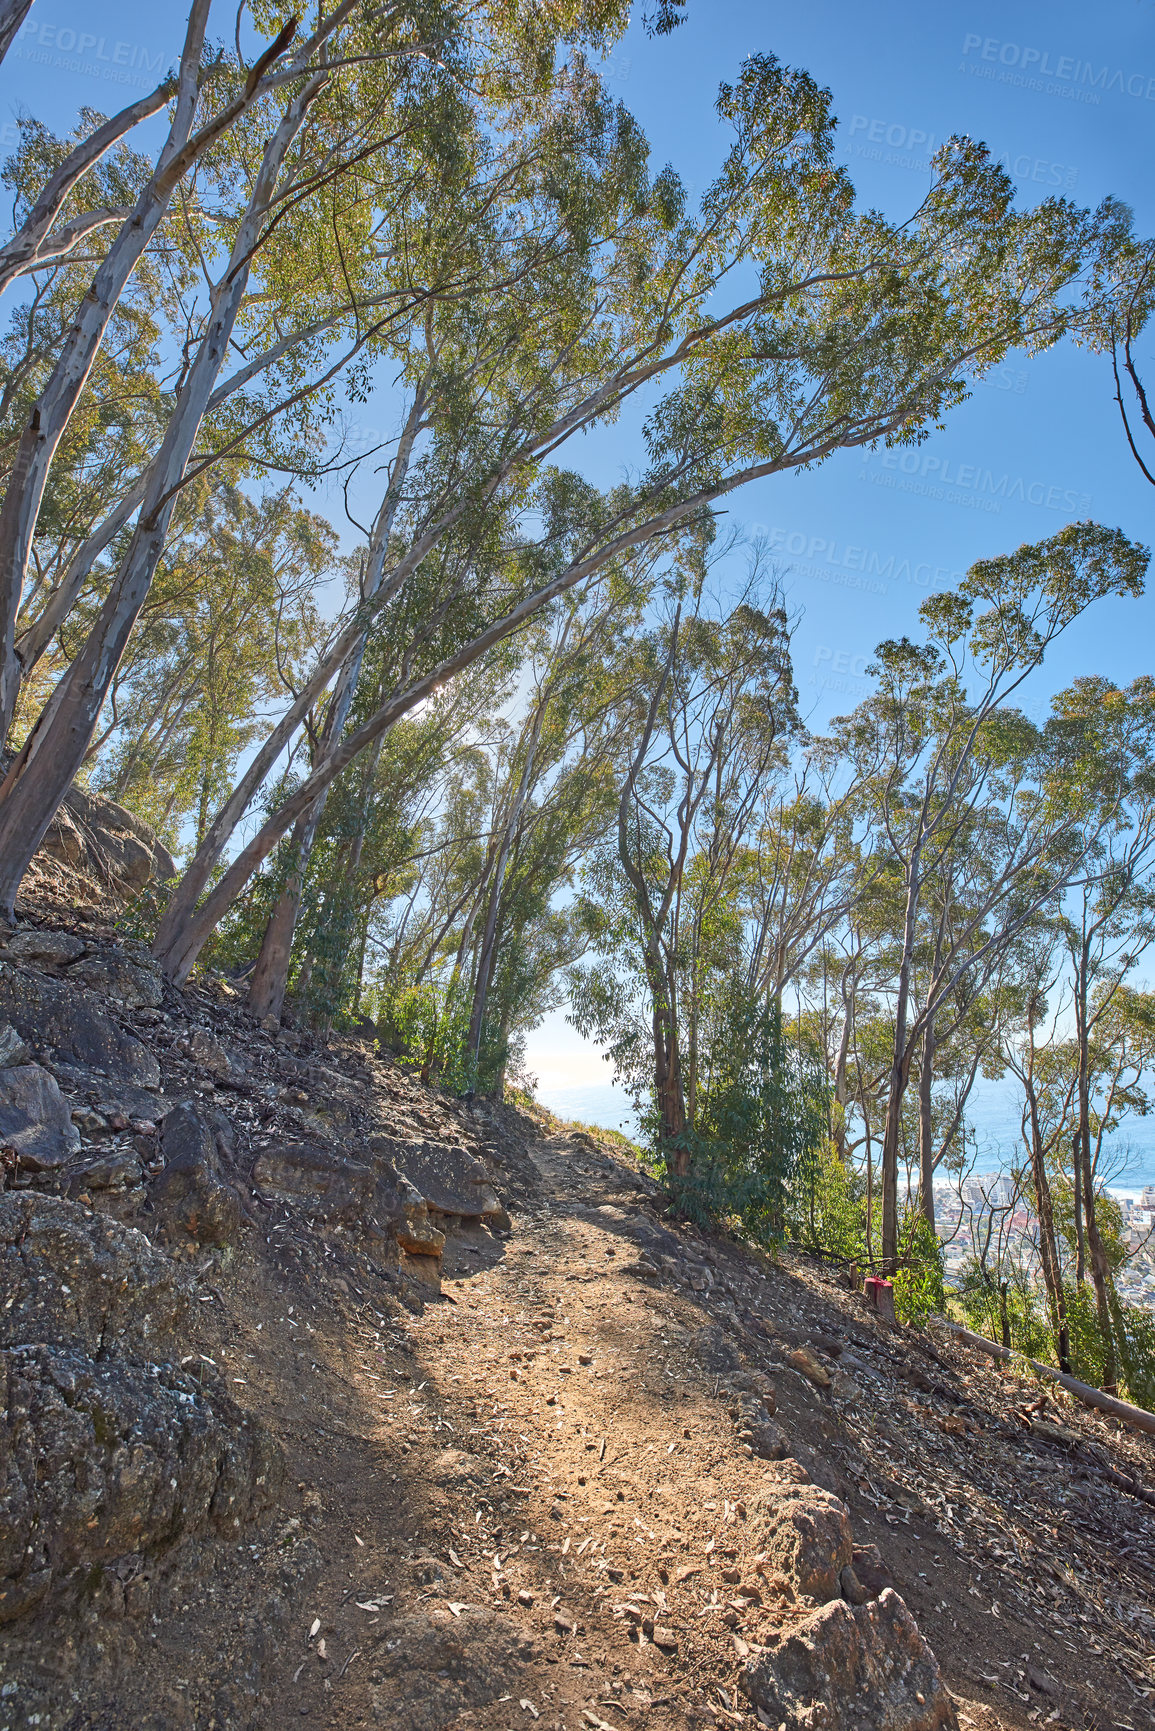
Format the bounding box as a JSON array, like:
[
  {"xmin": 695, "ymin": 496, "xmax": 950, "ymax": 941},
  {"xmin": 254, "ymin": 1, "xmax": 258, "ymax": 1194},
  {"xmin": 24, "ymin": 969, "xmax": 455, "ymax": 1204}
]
[{"xmin": 0, "ymin": 901, "xmax": 1152, "ymax": 1730}]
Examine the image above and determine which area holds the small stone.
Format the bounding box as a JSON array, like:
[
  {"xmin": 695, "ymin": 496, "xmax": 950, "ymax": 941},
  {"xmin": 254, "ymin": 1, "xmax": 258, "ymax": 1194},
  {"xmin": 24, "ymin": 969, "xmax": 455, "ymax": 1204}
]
[
  {"xmin": 786, "ymin": 1347, "xmax": 832, "ymax": 1389},
  {"xmin": 0, "ymin": 1022, "xmax": 30, "ymax": 1067}
]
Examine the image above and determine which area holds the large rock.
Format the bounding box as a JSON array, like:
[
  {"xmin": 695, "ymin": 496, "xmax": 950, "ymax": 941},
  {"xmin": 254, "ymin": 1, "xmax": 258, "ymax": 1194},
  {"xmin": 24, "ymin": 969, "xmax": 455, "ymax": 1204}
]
[
  {"xmin": 150, "ymin": 1100, "xmax": 243, "ymax": 1245},
  {"xmin": 0, "ymin": 1062, "xmax": 80, "ymax": 1168},
  {"xmin": 251, "ymin": 1141, "xmax": 374, "ymax": 1221},
  {"xmin": 381, "ymin": 1139, "xmax": 502, "ymax": 1221},
  {"xmin": 741, "ymin": 1588, "xmax": 957, "ymax": 1731},
  {"xmin": 37, "ymin": 781, "xmax": 176, "ymax": 902},
  {"xmin": 750, "ymin": 1460, "xmax": 853, "ymax": 1603},
  {"xmin": 65, "ymin": 953, "xmax": 164, "ymax": 1009},
  {"xmin": 0, "ymin": 965, "xmax": 160, "ymax": 1090},
  {"xmin": 0, "ymin": 1344, "xmax": 281, "ymax": 1623},
  {"xmin": 0, "ymin": 1192, "xmax": 185, "ymax": 1357}
]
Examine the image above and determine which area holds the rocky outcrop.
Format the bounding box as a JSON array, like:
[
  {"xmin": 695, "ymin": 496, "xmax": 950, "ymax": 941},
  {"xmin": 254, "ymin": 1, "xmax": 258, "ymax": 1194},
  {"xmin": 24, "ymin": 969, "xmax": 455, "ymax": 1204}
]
[
  {"xmin": 373, "ymin": 1136, "xmax": 504, "ymax": 1223},
  {"xmin": 0, "ymin": 1192, "xmax": 183, "ymax": 1355},
  {"xmin": 0, "ymin": 1192, "xmax": 280, "ymax": 1624},
  {"xmin": 0, "ymin": 1345, "xmax": 281, "ymax": 1625},
  {"xmin": 251, "ymin": 1139, "xmax": 376, "ymax": 1220},
  {"xmin": 0, "ymin": 961, "xmax": 161, "ymax": 1092},
  {"xmin": 741, "ymin": 1587, "xmax": 958, "ymax": 1731},
  {"xmin": 151, "ymin": 1099, "xmax": 244, "ymax": 1246},
  {"xmin": 0, "ymin": 1061, "xmax": 80, "ymax": 1169},
  {"xmin": 750, "ymin": 1459, "xmax": 854, "ymax": 1603},
  {"xmin": 34, "ymin": 780, "xmax": 175, "ymax": 907}
]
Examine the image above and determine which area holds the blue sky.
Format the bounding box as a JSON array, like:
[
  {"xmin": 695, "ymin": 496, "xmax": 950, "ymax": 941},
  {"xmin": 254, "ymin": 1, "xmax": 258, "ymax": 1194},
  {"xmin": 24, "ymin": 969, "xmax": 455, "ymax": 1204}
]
[{"xmin": 4, "ymin": 1, "xmax": 1154, "ymax": 1129}]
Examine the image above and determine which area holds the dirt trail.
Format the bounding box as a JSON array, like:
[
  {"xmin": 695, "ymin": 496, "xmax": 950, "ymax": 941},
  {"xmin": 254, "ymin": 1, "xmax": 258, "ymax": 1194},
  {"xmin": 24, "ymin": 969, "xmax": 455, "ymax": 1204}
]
[{"xmin": 214, "ymin": 1117, "xmax": 1155, "ymax": 1731}]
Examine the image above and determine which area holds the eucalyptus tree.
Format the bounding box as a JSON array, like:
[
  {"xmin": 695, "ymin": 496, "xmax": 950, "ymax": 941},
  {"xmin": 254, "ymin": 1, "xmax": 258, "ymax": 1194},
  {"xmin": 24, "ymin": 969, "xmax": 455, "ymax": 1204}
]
[
  {"xmin": 0, "ymin": 0, "xmax": 308, "ymax": 740},
  {"xmin": 1043, "ymin": 676, "xmax": 1155, "ymax": 1384},
  {"xmin": 87, "ymin": 481, "xmax": 332, "ymax": 845},
  {"xmin": 836, "ymin": 523, "xmax": 1147, "ymax": 1269},
  {"xmin": 142, "ymin": 55, "xmax": 1129, "ymax": 984},
  {"xmin": 570, "ymin": 556, "xmax": 799, "ymax": 1170},
  {"xmin": 0, "ymin": 0, "xmax": 630, "ymax": 903},
  {"xmin": 459, "ymin": 581, "xmax": 644, "ymax": 1081}
]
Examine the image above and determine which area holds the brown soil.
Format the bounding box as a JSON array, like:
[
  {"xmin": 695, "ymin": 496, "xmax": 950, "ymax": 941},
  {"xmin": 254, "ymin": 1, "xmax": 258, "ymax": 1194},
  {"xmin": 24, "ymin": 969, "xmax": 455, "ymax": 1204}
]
[{"xmin": 5, "ymin": 1070, "xmax": 1155, "ymax": 1730}]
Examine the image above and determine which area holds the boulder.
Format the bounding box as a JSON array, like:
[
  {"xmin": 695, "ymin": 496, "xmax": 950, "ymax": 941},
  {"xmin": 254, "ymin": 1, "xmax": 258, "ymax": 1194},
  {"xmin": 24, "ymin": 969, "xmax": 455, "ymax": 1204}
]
[
  {"xmin": 0, "ymin": 965, "xmax": 160, "ymax": 1090},
  {"xmin": 0, "ymin": 1062, "xmax": 80, "ymax": 1168},
  {"xmin": 251, "ymin": 1141, "xmax": 374, "ymax": 1221},
  {"xmin": 787, "ymin": 1345, "xmax": 833, "ymax": 1389},
  {"xmin": 381, "ymin": 1138, "xmax": 502, "ymax": 1221},
  {"xmin": 67, "ymin": 1147, "xmax": 144, "ymax": 1192},
  {"xmin": 150, "ymin": 1100, "xmax": 243, "ymax": 1246},
  {"xmin": 5, "ymin": 930, "xmax": 85, "ymax": 967},
  {"xmin": 0, "ymin": 1344, "xmax": 281, "ymax": 1624},
  {"xmin": 37, "ymin": 781, "xmax": 175, "ymax": 902},
  {"xmin": 178, "ymin": 1025, "xmax": 246, "ymax": 1082},
  {"xmin": 741, "ymin": 1587, "xmax": 957, "ymax": 1731},
  {"xmin": 65, "ymin": 954, "xmax": 163, "ymax": 1009},
  {"xmin": 0, "ymin": 1192, "xmax": 185, "ymax": 1357},
  {"xmin": 750, "ymin": 1460, "xmax": 853, "ymax": 1603},
  {"xmin": 390, "ymin": 1176, "xmax": 446, "ymax": 1258},
  {"xmin": 744, "ymin": 1416, "xmax": 789, "ymax": 1461}
]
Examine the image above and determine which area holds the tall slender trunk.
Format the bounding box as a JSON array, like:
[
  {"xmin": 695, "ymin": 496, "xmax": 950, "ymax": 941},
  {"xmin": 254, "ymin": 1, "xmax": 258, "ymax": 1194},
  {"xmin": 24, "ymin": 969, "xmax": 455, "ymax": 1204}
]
[
  {"xmin": 917, "ymin": 1013, "xmax": 936, "ymax": 1234},
  {"xmin": 0, "ymin": 75, "xmax": 320, "ymax": 920},
  {"xmin": 0, "ymin": 0, "xmax": 211, "ymax": 744},
  {"xmin": 1079, "ymin": 1133, "xmax": 1118, "ymax": 1391},
  {"xmin": 247, "ymin": 811, "xmax": 318, "ymax": 1023},
  {"xmin": 1025, "ymin": 1088, "xmax": 1070, "ymax": 1373},
  {"xmin": 0, "ymin": 1, "xmax": 34, "ymax": 65},
  {"xmin": 466, "ymin": 697, "xmax": 546, "ymax": 1083},
  {"xmin": 1072, "ymin": 934, "xmax": 1115, "ymax": 1387},
  {"xmin": 165, "ymin": 391, "xmax": 425, "ymax": 988},
  {"xmin": 832, "ymin": 981, "xmax": 853, "ymax": 1159},
  {"xmin": 881, "ymin": 862, "xmax": 920, "ymax": 1268},
  {"xmin": 1073, "ymin": 944, "xmax": 1089, "ymax": 1285}
]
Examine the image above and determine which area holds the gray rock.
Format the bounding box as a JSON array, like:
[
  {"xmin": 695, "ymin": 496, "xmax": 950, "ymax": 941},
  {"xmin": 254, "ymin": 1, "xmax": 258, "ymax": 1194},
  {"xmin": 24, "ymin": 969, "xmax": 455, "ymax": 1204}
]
[
  {"xmin": 65, "ymin": 954, "xmax": 163, "ymax": 1009},
  {"xmin": 178, "ymin": 1024, "xmax": 247, "ymax": 1081},
  {"xmin": 741, "ymin": 1588, "xmax": 957, "ymax": 1730},
  {"xmin": 150, "ymin": 1100, "xmax": 242, "ymax": 1246},
  {"xmin": 0, "ymin": 1062, "xmax": 80, "ymax": 1168},
  {"xmin": 38, "ymin": 782, "xmax": 175, "ymax": 902},
  {"xmin": 0, "ymin": 965, "xmax": 160, "ymax": 1090},
  {"xmin": 251, "ymin": 1141, "xmax": 374, "ymax": 1221},
  {"xmin": 0, "ymin": 1344, "xmax": 281, "ymax": 1624},
  {"xmin": 67, "ymin": 1148, "xmax": 143, "ymax": 1191},
  {"xmin": 0, "ymin": 1021, "xmax": 30, "ymax": 1067},
  {"xmin": 0, "ymin": 1192, "xmax": 185, "ymax": 1356},
  {"xmin": 6, "ymin": 930, "xmax": 85, "ymax": 967},
  {"xmin": 381, "ymin": 1138, "xmax": 502, "ymax": 1220}
]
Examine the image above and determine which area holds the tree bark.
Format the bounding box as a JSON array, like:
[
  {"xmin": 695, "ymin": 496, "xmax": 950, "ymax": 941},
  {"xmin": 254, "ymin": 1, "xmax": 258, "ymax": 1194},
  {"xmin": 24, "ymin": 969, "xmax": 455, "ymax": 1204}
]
[
  {"xmin": 0, "ymin": 74, "xmax": 321, "ymax": 919},
  {"xmin": 917, "ymin": 1013, "xmax": 936, "ymax": 1234},
  {"xmin": 0, "ymin": 0, "xmax": 212, "ymax": 746},
  {"xmin": 0, "ymin": 1, "xmax": 34, "ymax": 68}
]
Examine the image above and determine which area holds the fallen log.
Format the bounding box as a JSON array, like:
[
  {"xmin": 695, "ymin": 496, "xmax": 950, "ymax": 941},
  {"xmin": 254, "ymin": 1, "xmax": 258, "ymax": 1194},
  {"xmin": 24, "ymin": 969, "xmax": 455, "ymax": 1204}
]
[{"xmin": 941, "ymin": 1319, "xmax": 1155, "ymax": 1440}]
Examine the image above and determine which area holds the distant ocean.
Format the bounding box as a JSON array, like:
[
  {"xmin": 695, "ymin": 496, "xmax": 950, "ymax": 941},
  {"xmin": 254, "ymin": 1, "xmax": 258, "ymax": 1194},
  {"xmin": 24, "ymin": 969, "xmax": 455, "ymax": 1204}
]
[{"xmin": 533, "ymin": 1075, "xmax": 1155, "ymax": 1195}]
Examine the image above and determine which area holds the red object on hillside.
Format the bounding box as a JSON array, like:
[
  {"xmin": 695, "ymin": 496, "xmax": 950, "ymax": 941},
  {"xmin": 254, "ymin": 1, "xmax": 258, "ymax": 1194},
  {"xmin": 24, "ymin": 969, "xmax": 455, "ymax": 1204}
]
[{"xmin": 864, "ymin": 1275, "xmax": 896, "ymax": 1324}]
